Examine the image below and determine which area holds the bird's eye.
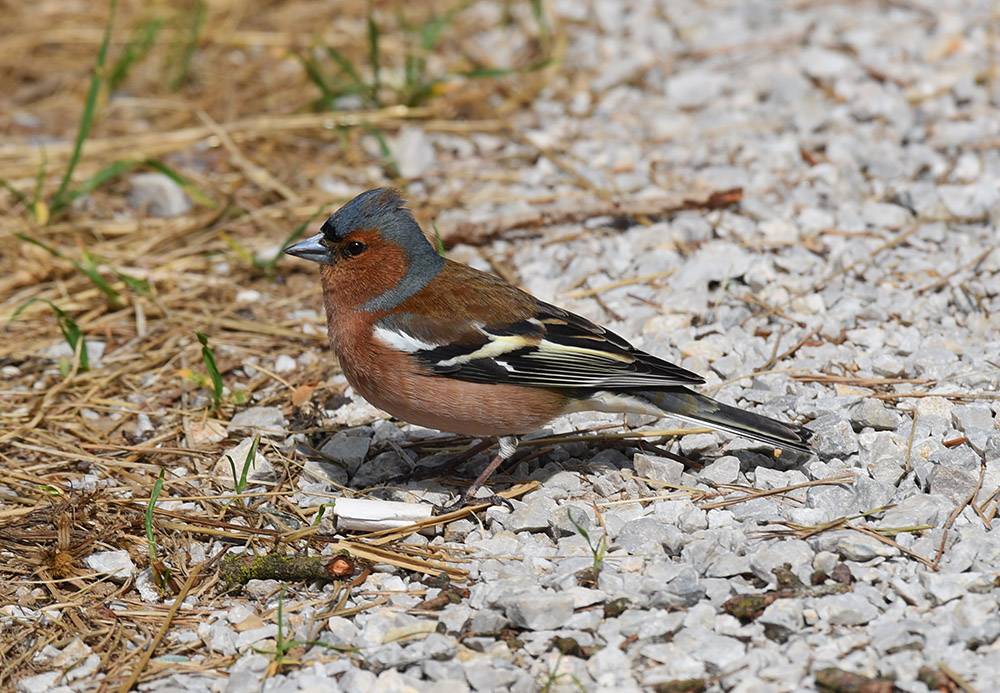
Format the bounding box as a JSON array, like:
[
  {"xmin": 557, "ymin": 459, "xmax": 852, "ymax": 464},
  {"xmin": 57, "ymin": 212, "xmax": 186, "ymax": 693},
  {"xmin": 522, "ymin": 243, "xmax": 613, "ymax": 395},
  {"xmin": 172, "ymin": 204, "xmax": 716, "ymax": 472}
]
[{"xmin": 344, "ymin": 241, "xmax": 367, "ymax": 257}]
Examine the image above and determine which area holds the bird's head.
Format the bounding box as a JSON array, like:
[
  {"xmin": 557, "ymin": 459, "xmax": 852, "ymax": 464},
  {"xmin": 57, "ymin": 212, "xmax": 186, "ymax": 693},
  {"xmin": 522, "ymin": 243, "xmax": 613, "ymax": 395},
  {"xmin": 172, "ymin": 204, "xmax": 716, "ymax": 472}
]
[{"xmin": 284, "ymin": 188, "xmax": 445, "ymax": 313}]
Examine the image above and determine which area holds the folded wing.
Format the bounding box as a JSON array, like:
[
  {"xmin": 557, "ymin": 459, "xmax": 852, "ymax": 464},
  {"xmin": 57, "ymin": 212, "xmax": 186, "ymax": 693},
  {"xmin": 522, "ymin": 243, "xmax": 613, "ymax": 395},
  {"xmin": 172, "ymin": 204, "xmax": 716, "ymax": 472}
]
[{"xmin": 374, "ymin": 301, "xmax": 704, "ymax": 391}]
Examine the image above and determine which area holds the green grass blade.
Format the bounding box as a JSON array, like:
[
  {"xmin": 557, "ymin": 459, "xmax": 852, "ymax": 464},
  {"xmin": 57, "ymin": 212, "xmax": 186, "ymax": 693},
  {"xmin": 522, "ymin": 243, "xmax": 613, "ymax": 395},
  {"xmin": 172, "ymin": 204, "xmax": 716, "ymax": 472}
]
[
  {"xmin": 196, "ymin": 331, "xmax": 224, "ymax": 410},
  {"xmin": 142, "ymin": 158, "xmax": 214, "ymax": 207},
  {"xmin": 259, "ymin": 202, "xmax": 333, "ymax": 271},
  {"xmin": 304, "ymin": 46, "xmax": 376, "ymax": 106},
  {"xmin": 531, "ymin": 0, "xmax": 552, "ymax": 48},
  {"xmin": 109, "ymin": 18, "xmax": 163, "ymax": 91},
  {"xmin": 567, "ymin": 508, "xmax": 591, "ymax": 544},
  {"xmin": 463, "ymin": 66, "xmax": 518, "ymax": 79},
  {"xmin": 56, "ymin": 310, "xmax": 89, "ymax": 372},
  {"xmin": 79, "ymin": 249, "xmax": 125, "ymax": 306},
  {"xmin": 431, "ymin": 221, "xmax": 445, "ymax": 257},
  {"xmin": 169, "ymin": 0, "xmax": 206, "ymax": 91},
  {"xmin": 114, "ymin": 271, "xmax": 150, "ymax": 294},
  {"xmin": 367, "ymin": 10, "xmax": 381, "ymax": 104},
  {"xmin": 33, "ymin": 146, "xmax": 48, "ymax": 207},
  {"xmin": 275, "ymin": 585, "xmax": 286, "ymax": 653},
  {"xmin": 406, "ymin": 79, "xmax": 443, "ymax": 106},
  {"xmin": 297, "ymin": 53, "xmax": 338, "ymax": 104},
  {"xmin": 146, "ymin": 468, "xmax": 166, "ymax": 561},
  {"xmin": 15, "ymin": 233, "xmax": 122, "ymax": 307},
  {"xmin": 52, "ymin": 0, "xmax": 118, "ymax": 213},
  {"xmin": 0, "ymin": 178, "xmax": 30, "ymax": 208},
  {"xmin": 12, "ymin": 298, "xmax": 90, "ymax": 372},
  {"xmin": 60, "ymin": 157, "xmax": 212, "ymax": 211},
  {"xmin": 364, "ymin": 126, "xmax": 399, "ymax": 178},
  {"xmin": 323, "ymin": 45, "xmax": 367, "ymax": 91},
  {"xmin": 404, "ymin": 54, "xmax": 423, "ymax": 92},
  {"xmin": 63, "ymin": 159, "xmax": 139, "ymax": 206},
  {"xmin": 420, "ymin": 5, "xmax": 464, "ymax": 51},
  {"xmin": 239, "ymin": 435, "xmax": 259, "ymax": 495},
  {"xmin": 15, "ymin": 232, "xmax": 68, "ymax": 260},
  {"xmin": 226, "ymin": 434, "xmax": 259, "ymax": 503}
]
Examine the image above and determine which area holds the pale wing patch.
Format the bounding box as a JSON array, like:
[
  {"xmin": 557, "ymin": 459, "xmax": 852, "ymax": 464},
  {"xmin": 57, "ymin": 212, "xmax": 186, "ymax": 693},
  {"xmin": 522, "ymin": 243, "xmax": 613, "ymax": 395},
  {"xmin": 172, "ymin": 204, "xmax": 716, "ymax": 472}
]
[
  {"xmin": 373, "ymin": 325, "xmax": 439, "ymax": 353},
  {"xmin": 436, "ymin": 333, "xmax": 536, "ymax": 368},
  {"xmin": 526, "ymin": 339, "xmax": 635, "ymax": 364}
]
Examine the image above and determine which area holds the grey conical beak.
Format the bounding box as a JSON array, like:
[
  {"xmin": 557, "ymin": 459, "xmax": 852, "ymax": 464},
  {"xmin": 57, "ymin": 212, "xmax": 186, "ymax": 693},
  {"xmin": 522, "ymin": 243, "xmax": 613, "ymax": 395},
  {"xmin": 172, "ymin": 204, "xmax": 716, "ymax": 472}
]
[{"xmin": 284, "ymin": 232, "xmax": 335, "ymax": 265}]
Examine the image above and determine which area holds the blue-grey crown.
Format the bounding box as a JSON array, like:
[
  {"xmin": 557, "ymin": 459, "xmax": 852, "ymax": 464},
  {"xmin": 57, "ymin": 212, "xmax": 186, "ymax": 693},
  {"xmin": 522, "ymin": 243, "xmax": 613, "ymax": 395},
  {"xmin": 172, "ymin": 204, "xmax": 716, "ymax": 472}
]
[{"xmin": 320, "ymin": 188, "xmax": 431, "ymax": 252}]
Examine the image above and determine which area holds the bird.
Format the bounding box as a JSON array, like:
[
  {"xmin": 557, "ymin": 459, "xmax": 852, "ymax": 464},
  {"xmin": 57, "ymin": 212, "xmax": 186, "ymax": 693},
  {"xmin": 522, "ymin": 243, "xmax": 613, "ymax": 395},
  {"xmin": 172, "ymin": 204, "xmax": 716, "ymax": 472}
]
[{"xmin": 284, "ymin": 188, "xmax": 812, "ymax": 510}]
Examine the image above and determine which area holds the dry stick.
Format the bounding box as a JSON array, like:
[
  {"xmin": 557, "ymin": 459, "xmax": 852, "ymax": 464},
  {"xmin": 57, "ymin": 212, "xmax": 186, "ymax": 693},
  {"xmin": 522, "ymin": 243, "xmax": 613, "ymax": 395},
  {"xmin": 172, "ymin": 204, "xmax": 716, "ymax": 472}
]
[
  {"xmin": 733, "ymin": 290, "xmax": 807, "ymax": 328},
  {"xmin": 196, "ymin": 109, "xmax": 298, "ymax": 202},
  {"xmin": 0, "ymin": 106, "xmax": 436, "ymax": 171},
  {"xmin": 974, "ymin": 479, "xmax": 1000, "ymax": 530},
  {"xmin": 151, "ymin": 503, "xmax": 471, "ymax": 580},
  {"xmin": 522, "ymin": 428, "xmax": 713, "ymax": 446},
  {"xmin": 562, "ymin": 270, "xmax": 677, "ymax": 299},
  {"xmin": 915, "ymin": 245, "xmax": 997, "ymax": 294},
  {"xmin": 971, "ymin": 494, "xmax": 994, "ymax": 531},
  {"xmin": 116, "ymin": 556, "xmax": 215, "ymax": 693},
  {"xmin": 698, "ymin": 473, "xmax": 854, "ymax": 510},
  {"xmin": 937, "ymin": 662, "xmax": 980, "ymax": 693},
  {"xmin": 437, "ymin": 189, "xmax": 729, "ymax": 245},
  {"xmin": 765, "ymin": 323, "xmax": 786, "ymax": 369},
  {"xmin": 932, "ymin": 461, "xmax": 987, "ymax": 570},
  {"xmin": 873, "ymin": 392, "xmax": 1000, "ymax": 401},
  {"xmin": 758, "ymin": 324, "xmax": 822, "ymax": 371},
  {"xmin": 356, "ymin": 482, "xmax": 541, "ymax": 547},
  {"xmin": 847, "ymin": 523, "xmax": 936, "ymax": 569},
  {"xmin": 791, "ymin": 375, "xmax": 929, "ymax": 386},
  {"xmin": 0, "ymin": 630, "xmax": 62, "ymax": 689},
  {"xmin": 904, "ymin": 411, "xmax": 918, "ymax": 475}
]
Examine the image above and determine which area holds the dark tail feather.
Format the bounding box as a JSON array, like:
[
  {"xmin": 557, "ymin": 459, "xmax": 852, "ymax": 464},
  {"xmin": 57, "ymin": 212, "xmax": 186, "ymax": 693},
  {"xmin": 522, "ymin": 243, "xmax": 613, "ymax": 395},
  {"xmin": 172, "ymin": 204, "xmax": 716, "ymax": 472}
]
[{"xmin": 636, "ymin": 389, "xmax": 813, "ymax": 454}]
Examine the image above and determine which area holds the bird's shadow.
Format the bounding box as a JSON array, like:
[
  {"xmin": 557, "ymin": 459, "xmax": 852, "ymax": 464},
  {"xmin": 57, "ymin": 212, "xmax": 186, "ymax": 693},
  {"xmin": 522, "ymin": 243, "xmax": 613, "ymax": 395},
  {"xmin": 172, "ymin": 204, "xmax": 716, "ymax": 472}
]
[{"xmin": 325, "ymin": 428, "xmax": 811, "ymax": 503}]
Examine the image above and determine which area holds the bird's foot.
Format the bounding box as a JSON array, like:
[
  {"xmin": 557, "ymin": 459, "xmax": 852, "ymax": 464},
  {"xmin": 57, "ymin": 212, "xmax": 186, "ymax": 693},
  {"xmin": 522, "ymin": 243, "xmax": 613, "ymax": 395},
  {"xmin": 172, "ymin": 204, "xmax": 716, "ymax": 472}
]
[
  {"xmin": 387, "ymin": 439, "xmax": 495, "ymax": 485},
  {"xmin": 403, "ymin": 457, "xmax": 464, "ymax": 482},
  {"xmin": 433, "ymin": 492, "xmax": 514, "ymax": 515}
]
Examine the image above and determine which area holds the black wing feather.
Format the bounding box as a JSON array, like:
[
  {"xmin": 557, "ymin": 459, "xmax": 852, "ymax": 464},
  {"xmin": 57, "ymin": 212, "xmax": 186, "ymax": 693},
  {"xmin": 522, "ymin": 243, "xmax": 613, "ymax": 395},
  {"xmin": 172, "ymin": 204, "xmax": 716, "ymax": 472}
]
[{"xmin": 382, "ymin": 301, "xmax": 704, "ymax": 390}]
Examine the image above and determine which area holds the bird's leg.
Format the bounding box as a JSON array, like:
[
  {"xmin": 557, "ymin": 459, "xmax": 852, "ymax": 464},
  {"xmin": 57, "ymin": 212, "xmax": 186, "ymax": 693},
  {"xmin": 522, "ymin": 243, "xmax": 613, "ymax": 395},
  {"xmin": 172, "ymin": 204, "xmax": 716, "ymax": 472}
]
[{"xmin": 434, "ymin": 435, "xmax": 519, "ymax": 514}]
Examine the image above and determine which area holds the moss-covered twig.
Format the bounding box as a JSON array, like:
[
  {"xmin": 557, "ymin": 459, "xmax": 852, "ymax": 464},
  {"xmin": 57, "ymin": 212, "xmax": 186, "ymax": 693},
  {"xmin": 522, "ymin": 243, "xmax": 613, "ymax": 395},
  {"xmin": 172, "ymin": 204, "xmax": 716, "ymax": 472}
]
[{"xmin": 219, "ymin": 551, "xmax": 357, "ymax": 593}]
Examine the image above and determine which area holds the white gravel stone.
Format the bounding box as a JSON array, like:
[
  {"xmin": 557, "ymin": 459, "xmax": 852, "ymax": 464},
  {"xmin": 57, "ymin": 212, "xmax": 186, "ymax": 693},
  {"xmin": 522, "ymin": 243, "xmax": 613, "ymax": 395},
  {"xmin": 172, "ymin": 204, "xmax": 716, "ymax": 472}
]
[
  {"xmin": 83, "ymin": 550, "xmax": 134, "ymax": 582},
  {"xmin": 390, "ymin": 125, "xmax": 436, "ymax": 178},
  {"xmin": 128, "ymin": 172, "xmax": 192, "ymax": 217},
  {"xmin": 501, "ymin": 592, "xmax": 575, "ymax": 631},
  {"xmin": 633, "ymin": 453, "xmax": 684, "ymax": 485},
  {"xmin": 698, "ymin": 456, "xmax": 740, "ymax": 485},
  {"xmin": 814, "ymin": 593, "xmax": 880, "ymax": 626},
  {"xmin": 229, "ymin": 406, "xmax": 286, "ymax": 435}
]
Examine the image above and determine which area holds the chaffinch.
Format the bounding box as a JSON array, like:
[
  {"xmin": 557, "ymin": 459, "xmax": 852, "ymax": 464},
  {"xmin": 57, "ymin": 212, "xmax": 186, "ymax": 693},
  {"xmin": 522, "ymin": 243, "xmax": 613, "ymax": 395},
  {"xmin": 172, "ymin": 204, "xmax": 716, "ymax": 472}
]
[{"xmin": 285, "ymin": 188, "xmax": 812, "ymax": 508}]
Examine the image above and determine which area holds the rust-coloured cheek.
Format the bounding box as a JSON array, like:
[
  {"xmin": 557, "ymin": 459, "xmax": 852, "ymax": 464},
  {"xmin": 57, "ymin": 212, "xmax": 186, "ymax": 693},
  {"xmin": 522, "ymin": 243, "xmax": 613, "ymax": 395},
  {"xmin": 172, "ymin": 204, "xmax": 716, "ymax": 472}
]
[{"xmin": 318, "ymin": 230, "xmax": 409, "ymax": 316}]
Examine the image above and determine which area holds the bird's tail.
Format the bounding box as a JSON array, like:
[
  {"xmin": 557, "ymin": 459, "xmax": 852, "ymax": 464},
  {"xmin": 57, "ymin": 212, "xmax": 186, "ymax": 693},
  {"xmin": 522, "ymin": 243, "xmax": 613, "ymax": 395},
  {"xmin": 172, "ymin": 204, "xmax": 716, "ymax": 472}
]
[{"xmin": 630, "ymin": 388, "xmax": 813, "ymax": 454}]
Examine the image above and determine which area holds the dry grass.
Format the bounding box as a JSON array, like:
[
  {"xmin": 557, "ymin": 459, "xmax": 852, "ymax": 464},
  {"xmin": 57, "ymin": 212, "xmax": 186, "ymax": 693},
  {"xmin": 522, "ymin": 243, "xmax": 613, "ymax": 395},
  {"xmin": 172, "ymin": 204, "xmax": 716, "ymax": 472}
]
[{"xmin": 0, "ymin": 1, "xmax": 566, "ymax": 686}]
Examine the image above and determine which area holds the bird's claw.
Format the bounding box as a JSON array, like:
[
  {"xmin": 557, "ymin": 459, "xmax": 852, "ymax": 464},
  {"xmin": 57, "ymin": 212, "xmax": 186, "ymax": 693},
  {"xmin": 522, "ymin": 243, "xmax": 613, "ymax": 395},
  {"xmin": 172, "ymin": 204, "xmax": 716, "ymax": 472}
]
[{"xmin": 433, "ymin": 493, "xmax": 514, "ymax": 515}]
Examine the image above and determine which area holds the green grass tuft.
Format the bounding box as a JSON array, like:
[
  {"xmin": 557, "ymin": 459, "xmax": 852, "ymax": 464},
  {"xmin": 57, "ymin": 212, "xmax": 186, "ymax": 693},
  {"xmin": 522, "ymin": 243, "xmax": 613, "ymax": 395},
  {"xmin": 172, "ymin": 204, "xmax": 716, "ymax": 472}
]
[
  {"xmin": 196, "ymin": 331, "xmax": 224, "ymax": 411},
  {"xmin": 13, "ymin": 299, "xmax": 90, "ymax": 374}
]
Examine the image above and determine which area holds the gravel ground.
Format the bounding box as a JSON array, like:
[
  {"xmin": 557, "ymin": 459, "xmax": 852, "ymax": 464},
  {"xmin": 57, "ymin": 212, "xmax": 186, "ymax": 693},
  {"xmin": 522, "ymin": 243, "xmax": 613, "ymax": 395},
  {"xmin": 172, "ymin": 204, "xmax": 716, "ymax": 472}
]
[{"xmin": 13, "ymin": 1, "xmax": 1000, "ymax": 692}]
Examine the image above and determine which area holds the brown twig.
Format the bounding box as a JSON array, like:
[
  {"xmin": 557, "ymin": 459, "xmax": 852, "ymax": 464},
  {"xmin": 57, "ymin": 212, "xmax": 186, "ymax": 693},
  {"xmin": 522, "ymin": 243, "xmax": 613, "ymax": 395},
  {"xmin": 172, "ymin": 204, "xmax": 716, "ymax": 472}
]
[{"xmin": 932, "ymin": 462, "xmax": 987, "ymax": 570}]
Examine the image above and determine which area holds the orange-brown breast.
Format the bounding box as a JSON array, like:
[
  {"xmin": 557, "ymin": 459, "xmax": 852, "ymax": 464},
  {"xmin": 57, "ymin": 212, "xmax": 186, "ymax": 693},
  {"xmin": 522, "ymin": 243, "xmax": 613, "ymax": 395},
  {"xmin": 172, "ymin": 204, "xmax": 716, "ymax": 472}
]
[{"xmin": 328, "ymin": 311, "xmax": 567, "ymax": 436}]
